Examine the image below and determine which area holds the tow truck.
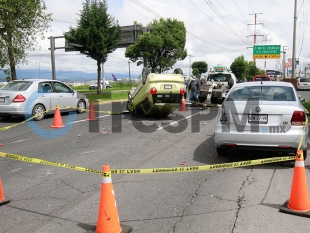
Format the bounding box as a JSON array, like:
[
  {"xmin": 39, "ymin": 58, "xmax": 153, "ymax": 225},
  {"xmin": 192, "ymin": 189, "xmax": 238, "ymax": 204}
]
[{"xmin": 199, "ymin": 66, "xmax": 237, "ymax": 105}]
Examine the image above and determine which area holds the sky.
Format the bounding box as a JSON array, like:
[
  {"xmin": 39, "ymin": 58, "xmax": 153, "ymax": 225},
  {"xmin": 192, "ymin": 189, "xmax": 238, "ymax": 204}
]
[{"xmin": 15, "ymin": 0, "xmax": 310, "ymax": 78}]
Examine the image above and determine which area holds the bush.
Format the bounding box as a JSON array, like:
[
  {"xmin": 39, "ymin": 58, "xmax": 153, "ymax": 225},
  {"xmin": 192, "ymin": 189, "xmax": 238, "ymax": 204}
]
[{"xmin": 302, "ymin": 101, "xmax": 310, "ymax": 115}]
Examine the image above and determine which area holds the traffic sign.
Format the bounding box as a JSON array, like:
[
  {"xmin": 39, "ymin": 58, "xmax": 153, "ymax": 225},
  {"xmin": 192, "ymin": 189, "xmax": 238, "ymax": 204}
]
[
  {"xmin": 253, "ymin": 45, "xmax": 281, "ymax": 59},
  {"xmin": 253, "ymin": 54, "xmax": 281, "ymax": 59}
]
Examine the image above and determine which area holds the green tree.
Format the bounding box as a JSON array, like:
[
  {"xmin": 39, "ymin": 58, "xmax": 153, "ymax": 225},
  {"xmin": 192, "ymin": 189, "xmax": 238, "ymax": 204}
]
[
  {"xmin": 230, "ymin": 55, "xmax": 247, "ymax": 80},
  {"xmin": 125, "ymin": 18, "xmax": 187, "ymax": 73},
  {"xmin": 0, "ymin": 0, "xmax": 52, "ymax": 80},
  {"xmin": 191, "ymin": 61, "xmax": 208, "ymax": 77},
  {"xmin": 245, "ymin": 61, "xmax": 258, "ymax": 81},
  {"xmin": 192, "ymin": 68, "xmax": 200, "ymax": 77},
  {"xmin": 65, "ymin": 0, "xmax": 121, "ymax": 94}
]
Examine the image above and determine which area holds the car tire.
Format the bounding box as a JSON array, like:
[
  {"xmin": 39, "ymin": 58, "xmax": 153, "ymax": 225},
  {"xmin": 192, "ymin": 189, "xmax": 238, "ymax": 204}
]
[
  {"xmin": 0, "ymin": 115, "xmax": 12, "ymax": 120},
  {"xmin": 32, "ymin": 104, "xmax": 45, "ymax": 121},
  {"xmin": 142, "ymin": 67, "xmax": 150, "ymax": 85},
  {"xmin": 77, "ymin": 100, "xmax": 86, "ymax": 114},
  {"xmin": 173, "ymin": 68, "xmax": 183, "ymax": 75},
  {"xmin": 216, "ymin": 147, "xmax": 227, "ymax": 156}
]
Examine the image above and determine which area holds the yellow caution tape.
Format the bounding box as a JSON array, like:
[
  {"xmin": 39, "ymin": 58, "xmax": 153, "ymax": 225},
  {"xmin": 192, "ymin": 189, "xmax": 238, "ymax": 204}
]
[
  {"xmin": 0, "ymin": 151, "xmax": 296, "ymax": 175},
  {"xmin": 297, "ymin": 115, "xmax": 308, "ymax": 150},
  {"xmin": 0, "ymin": 105, "xmax": 124, "ymax": 132}
]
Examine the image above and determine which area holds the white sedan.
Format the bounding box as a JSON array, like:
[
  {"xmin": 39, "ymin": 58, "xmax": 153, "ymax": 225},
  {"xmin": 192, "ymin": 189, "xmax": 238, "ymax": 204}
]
[
  {"xmin": 214, "ymin": 81, "xmax": 308, "ymax": 159},
  {"xmin": 297, "ymin": 78, "xmax": 310, "ymax": 91},
  {"xmin": 0, "ymin": 79, "xmax": 89, "ymax": 121}
]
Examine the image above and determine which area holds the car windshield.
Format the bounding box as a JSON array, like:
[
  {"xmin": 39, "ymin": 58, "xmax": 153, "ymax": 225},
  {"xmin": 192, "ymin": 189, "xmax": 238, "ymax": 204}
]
[
  {"xmin": 207, "ymin": 74, "xmax": 231, "ymax": 82},
  {"xmin": 300, "ymin": 78, "xmax": 310, "ymax": 82},
  {"xmin": 0, "ymin": 81, "xmax": 32, "ymax": 91},
  {"xmin": 226, "ymin": 86, "xmax": 296, "ymax": 101}
]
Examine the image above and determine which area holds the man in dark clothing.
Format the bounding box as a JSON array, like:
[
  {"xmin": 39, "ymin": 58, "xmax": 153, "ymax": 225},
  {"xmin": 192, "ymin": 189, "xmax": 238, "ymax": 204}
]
[{"xmin": 188, "ymin": 77, "xmax": 200, "ymax": 104}]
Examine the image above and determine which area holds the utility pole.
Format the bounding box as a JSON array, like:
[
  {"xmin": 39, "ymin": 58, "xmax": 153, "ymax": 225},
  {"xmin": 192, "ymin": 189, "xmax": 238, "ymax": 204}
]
[
  {"xmin": 247, "ymin": 13, "xmax": 264, "ymax": 63},
  {"xmin": 292, "ymin": 0, "xmax": 297, "ymax": 79},
  {"xmin": 262, "ymin": 34, "xmax": 272, "ymax": 72},
  {"xmin": 282, "ymin": 46, "xmax": 288, "ymax": 79},
  {"xmin": 188, "ymin": 55, "xmax": 194, "ymax": 80}
]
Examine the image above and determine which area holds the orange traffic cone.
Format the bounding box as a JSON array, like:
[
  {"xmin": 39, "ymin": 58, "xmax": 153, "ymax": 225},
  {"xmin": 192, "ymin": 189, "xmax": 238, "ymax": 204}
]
[
  {"xmin": 0, "ymin": 177, "xmax": 10, "ymax": 206},
  {"xmin": 87, "ymin": 101, "xmax": 97, "ymax": 121},
  {"xmin": 280, "ymin": 150, "xmax": 310, "ymax": 217},
  {"xmin": 179, "ymin": 94, "xmax": 187, "ymax": 111},
  {"xmin": 92, "ymin": 165, "xmax": 132, "ymax": 233},
  {"xmin": 50, "ymin": 105, "xmax": 64, "ymax": 128}
]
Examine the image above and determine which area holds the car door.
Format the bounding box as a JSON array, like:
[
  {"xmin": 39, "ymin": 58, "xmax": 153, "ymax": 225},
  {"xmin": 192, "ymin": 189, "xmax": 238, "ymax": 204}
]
[
  {"xmin": 52, "ymin": 81, "xmax": 76, "ymax": 111},
  {"xmin": 38, "ymin": 82, "xmax": 58, "ymax": 113}
]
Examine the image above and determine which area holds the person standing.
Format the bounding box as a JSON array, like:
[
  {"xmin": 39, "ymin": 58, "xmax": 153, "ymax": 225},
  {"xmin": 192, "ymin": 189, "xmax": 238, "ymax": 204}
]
[
  {"xmin": 188, "ymin": 77, "xmax": 200, "ymax": 105},
  {"xmin": 184, "ymin": 77, "xmax": 188, "ymax": 99}
]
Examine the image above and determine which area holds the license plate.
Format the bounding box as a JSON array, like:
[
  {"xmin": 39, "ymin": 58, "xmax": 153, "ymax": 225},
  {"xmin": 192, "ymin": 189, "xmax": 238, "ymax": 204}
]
[
  {"xmin": 164, "ymin": 85, "xmax": 172, "ymax": 89},
  {"xmin": 157, "ymin": 95, "xmax": 162, "ymax": 98},
  {"xmin": 248, "ymin": 114, "xmax": 268, "ymax": 124},
  {"xmin": 0, "ymin": 97, "xmax": 4, "ymax": 103},
  {"xmin": 165, "ymin": 95, "xmax": 170, "ymax": 97}
]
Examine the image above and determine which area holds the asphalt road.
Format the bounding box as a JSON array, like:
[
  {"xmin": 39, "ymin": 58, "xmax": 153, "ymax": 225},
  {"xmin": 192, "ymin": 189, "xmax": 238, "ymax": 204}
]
[{"xmin": 0, "ymin": 102, "xmax": 310, "ymax": 233}]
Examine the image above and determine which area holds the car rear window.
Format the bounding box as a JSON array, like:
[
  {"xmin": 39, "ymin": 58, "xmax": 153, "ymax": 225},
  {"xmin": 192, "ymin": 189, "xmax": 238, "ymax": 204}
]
[
  {"xmin": 0, "ymin": 81, "xmax": 32, "ymax": 91},
  {"xmin": 207, "ymin": 74, "xmax": 232, "ymax": 82},
  {"xmin": 254, "ymin": 77, "xmax": 270, "ymax": 81},
  {"xmin": 300, "ymin": 78, "xmax": 310, "ymax": 82},
  {"xmin": 226, "ymin": 86, "xmax": 296, "ymax": 101}
]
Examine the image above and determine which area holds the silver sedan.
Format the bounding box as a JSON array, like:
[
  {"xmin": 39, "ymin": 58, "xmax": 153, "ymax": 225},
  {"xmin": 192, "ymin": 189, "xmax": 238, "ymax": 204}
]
[
  {"xmin": 214, "ymin": 81, "xmax": 308, "ymax": 159},
  {"xmin": 0, "ymin": 79, "xmax": 89, "ymax": 121}
]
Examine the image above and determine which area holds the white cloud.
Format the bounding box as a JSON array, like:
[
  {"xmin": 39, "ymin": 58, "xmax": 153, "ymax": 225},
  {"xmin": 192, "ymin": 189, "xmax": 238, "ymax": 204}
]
[{"xmin": 21, "ymin": 0, "xmax": 310, "ymax": 78}]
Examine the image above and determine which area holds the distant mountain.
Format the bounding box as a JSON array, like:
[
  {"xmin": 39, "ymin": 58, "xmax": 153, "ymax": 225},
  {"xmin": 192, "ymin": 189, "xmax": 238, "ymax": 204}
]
[{"xmin": 0, "ymin": 69, "xmax": 137, "ymax": 82}]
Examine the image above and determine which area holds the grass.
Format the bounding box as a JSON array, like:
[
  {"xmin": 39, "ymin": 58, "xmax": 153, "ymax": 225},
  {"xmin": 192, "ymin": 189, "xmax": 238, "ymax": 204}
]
[{"xmin": 85, "ymin": 91, "xmax": 128, "ymax": 103}]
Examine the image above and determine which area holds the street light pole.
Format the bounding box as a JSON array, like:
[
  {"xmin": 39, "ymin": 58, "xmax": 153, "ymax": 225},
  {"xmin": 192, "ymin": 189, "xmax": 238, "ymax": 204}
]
[
  {"xmin": 128, "ymin": 61, "xmax": 131, "ymax": 84},
  {"xmin": 292, "ymin": 0, "xmax": 297, "ymax": 79},
  {"xmin": 188, "ymin": 55, "xmax": 194, "ymax": 80}
]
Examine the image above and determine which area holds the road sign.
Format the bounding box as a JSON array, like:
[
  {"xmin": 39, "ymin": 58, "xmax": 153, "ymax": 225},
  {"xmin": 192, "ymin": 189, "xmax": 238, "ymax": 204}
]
[
  {"xmin": 253, "ymin": 54, "xmax": 280, "ymax": 59},
  {"xmin": 253, "ymin": 45, "xmax": 281, "ymax": 59}
]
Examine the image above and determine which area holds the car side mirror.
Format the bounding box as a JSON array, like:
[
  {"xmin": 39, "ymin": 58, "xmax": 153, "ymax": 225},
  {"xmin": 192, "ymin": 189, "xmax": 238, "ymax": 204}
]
[{"xmin": 300, "ymin": 98, "xmax": 306, "ymax": 102}]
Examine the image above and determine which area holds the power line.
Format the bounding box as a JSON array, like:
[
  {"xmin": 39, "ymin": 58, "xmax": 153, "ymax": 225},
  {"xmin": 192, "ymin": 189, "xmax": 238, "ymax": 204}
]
[
  {"xmin": 231, "ymin": 0, "xmax": 249, "ymax": 24},
  {"xmin": 205, "ymin": 0, "xmax": 249, "ymax": 45},
  {"xmin": 130, "ymin": 0, "xmax": 247, "ymax": 51}
]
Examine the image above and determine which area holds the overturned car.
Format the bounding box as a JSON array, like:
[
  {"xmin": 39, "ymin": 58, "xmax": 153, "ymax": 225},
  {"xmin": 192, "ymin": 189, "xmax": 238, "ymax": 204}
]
[{"xmin": 127, "ymin": 68, "xmax": 185, "ymax": 117}]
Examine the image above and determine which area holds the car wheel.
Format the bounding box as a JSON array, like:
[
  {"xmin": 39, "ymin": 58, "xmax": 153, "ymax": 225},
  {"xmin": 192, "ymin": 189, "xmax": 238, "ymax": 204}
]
[
  {"xmin": 77, "ymin": 100, "xmax": 86, "ymax": 114},
  {"xmin": 142, "ymin": 67, "xmax": 150, "ymax": 85},
  {"xmin": 303, "ymin": 149, "xmax": 308, "ymax": 160},
  {"xmin": 32, "ymin": 104, "xmax": 45, "ymax": 121},
  {"xmin": 173, "ymin": 68, "xmax": 183, "ymax": 75},
  {"xmin": 0, "ymin": 115, "xmax": 12, "ymax": 120},
  {"xmin": 216, "ymin": 147, "xmax": 227, "ymax": 156}
]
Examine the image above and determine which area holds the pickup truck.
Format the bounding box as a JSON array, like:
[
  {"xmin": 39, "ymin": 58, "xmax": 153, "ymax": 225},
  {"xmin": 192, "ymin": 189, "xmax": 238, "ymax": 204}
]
[{"xmin": 89, "ymin": 81, "xmax": 112, "ymax": 90}]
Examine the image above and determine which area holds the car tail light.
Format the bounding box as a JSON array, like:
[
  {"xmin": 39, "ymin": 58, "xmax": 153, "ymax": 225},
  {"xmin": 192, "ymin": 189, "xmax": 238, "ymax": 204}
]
[
  {"xmin": 13, "ymin": 94, "xmax": 26, "ymax": 102},
  {"xmin": 180, "ymin": 87, "xmax": 185, "ymax": 95},
  {"xmin": 291, "ymin": 111, "xmax": 306, "ymax": 126},
  {"xmin": 150, "ymin": 87, "xmax": 157, "ymax": 95},
  {"xmin": 278, "ymin": 145, "xmax": 293, "ymax": 148}
]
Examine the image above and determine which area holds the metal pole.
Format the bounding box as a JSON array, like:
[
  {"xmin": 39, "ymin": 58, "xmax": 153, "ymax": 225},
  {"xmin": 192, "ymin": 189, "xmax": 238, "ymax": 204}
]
[
  {"xmin": 128, "ymin": 61, "xmax": 131, "ymax": 83},
  {"xmin": 102, "ymin": 62, "xmax": 105, "ymax": 89},
  {"xmin": 292, "ymin": 0, "xmax": 297, "ymax": 79},
  {"xmin": 283, "ymin": 47, "xmax": 286, "ymax": 79},
  {"xmin": 188, "ymin": 55, "xmax": 193, "ymax": 79},
  {"xmin": 39, "ymin": 62, "xmax": 40, "ymax": 79},
  {"xmin": 50, "ymin": 36, "xmax": 56, "ymax": 80}
]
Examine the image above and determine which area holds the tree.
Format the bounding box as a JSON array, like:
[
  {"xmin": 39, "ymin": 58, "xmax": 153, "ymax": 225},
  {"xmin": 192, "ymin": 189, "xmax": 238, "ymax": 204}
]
[
  {"xmin": 125, "ymin": 18, "xmax": 187, "ymax": 73},
  {"xmin": 245, "ymin": 61, "xmax": 258, "ymax": 81},
  {"xmin": 192, "ymin": 68, "xmax": 200, "ymax": 77},
  {"xmin": 191, "ymin": 61, "xmax": 208, "ymax": 77},
  {"xmin": 0, "ymin": 0, "xmax": 52, "ymax": 80},
  {"xmin": 65, "ymin": 0, "xmax": 121, "ymax": 94},
  {"xmin": 230, "ymin": 55, "xmax": 247, "ymax": 80}
]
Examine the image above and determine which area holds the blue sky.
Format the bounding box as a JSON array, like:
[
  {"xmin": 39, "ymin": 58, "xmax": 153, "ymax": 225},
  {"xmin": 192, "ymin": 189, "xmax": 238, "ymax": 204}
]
[{"xmin": 7, "ymin": 0, "xmax": 310, "ymax": 79}]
